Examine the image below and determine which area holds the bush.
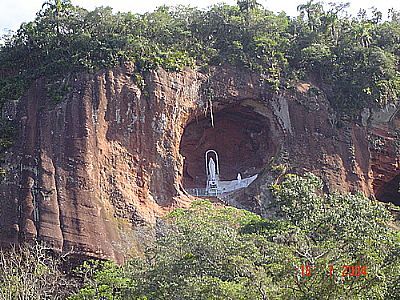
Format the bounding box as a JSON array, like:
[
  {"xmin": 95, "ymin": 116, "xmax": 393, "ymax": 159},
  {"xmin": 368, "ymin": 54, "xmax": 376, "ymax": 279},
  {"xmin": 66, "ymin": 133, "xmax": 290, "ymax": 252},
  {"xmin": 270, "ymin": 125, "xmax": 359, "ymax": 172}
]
[
  {"xmin": 70, "ymin": 174, "xmax": 399, "ymax": 299},
  {"xmin": 0, "ymin": 243, "xmax": 79, "ymax": 299}
]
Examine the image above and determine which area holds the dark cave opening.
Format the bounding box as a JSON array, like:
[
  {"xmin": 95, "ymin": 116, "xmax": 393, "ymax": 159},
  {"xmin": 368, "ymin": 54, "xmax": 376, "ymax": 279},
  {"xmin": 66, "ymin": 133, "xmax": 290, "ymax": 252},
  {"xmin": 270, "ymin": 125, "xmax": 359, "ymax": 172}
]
[
  {"xmin": 179, "ymin": 105, "xmax": 276, "ymax": 189},
  {"xmin": 375, "ymin": 175, "xmax": 400, "ymax": 206}
]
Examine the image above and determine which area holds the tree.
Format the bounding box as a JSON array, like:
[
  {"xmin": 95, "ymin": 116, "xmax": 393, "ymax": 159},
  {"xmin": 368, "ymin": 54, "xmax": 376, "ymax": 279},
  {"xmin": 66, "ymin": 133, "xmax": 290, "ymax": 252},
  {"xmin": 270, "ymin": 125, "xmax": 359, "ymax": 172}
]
[
  {"xmin": 322, "ymin": 2, "xmax": 349, "ymax": 44},
  {"xmin": 0, "ymin": 0, "xmax": 399, "ymax": 128},
  {"xmin": 0, "ymin": 243, "xmax": 79, "ymax": 299},
  {"xmin": 71, "ymin": 175, "xmax": 399, "ymax": 299},
  {"xmin": 68, "ymin": 260, "xmax": 135, "ymax": 300},
  {"xmin": 269, "ymin": 173, "xmax": 400, "ymax": 298},
  {"xmin": 40, "ymin": 0, "xmax": 73, "ymax": 36},
  {"xmin": 297, "ymin": 0, "xmax": 324, "ymax": 32},
  {"xmin": 353, "ymin": 22, "xmax": 373, "ymax": 48},
  {"xmin": 237, "ymin": 0, "xmax": 260, "ymax": 13}
]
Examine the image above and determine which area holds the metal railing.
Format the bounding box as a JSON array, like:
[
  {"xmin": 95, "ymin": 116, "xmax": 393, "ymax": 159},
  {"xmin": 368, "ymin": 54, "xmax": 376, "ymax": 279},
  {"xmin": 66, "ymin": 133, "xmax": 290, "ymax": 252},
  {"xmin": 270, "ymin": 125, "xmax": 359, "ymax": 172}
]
[
  {"xmin": 185, "ymin": 188, "xmax": 212, "ymax": 197},
  {"xmin": 185, "ymin": 188, "xmax": 234, "ymax": 205}
]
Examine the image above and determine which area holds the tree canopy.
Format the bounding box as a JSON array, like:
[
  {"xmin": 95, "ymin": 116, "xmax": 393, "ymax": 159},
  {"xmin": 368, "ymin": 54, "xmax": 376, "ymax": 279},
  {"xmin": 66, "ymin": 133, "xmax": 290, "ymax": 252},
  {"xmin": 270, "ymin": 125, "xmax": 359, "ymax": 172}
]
[
  {"xmin": 0, "ymin": 0, "xmax": 399, "ymax": 113},
  {"xmin": 67, "ymin": 174, "xmax": 399, "ymax": 300},
  {"xmin": 0, "ymin": 174, "xmax": 398, "ymax": 299}
]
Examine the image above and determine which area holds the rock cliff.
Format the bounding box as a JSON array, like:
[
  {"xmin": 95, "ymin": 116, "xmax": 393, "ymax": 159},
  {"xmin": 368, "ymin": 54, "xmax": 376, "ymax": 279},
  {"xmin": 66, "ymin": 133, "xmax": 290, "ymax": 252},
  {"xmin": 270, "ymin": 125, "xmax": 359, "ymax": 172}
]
[{"xmin": 0, "ymin": 64, "xmax": 399, "ymax": 260}]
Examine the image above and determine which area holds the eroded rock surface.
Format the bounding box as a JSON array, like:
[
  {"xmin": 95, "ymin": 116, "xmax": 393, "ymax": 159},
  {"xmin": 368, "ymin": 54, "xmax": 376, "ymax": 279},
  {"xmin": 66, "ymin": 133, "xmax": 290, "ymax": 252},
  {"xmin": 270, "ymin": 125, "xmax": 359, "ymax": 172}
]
[{"xmin": 0, "ymin": 65, "xmax": 399, "ymax": 260}]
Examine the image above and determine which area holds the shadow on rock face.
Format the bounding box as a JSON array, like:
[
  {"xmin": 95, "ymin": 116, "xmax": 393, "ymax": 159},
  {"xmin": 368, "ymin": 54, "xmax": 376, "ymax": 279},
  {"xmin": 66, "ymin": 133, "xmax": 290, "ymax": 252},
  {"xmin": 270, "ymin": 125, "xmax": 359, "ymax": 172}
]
[
  {"xmin": 376, "ymin": 174, "xmax": 400, "ymax": 206},
  {"xmin": 180, "ymin": 105, "xmax": 277, "ymax": 189}
]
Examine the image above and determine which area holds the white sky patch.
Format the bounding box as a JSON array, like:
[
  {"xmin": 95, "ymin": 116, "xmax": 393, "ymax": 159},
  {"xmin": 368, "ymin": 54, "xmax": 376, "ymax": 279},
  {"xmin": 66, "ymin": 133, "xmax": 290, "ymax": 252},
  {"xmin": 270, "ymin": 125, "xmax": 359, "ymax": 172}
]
[{"xmin": 0, "ymin": 0, "xmax": 399, "ymax": 37}]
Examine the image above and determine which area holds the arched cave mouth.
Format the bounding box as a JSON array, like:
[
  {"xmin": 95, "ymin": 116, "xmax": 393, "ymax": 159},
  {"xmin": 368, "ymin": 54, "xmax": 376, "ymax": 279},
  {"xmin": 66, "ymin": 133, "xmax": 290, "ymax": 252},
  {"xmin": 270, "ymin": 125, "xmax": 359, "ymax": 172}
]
[
  {"xmin": 179, "ymin": 105, "xmax": 276, "ymax": 189},
  {"xmin": 375, "ymin": 174, "xmax": 400, "ymax": 206}
]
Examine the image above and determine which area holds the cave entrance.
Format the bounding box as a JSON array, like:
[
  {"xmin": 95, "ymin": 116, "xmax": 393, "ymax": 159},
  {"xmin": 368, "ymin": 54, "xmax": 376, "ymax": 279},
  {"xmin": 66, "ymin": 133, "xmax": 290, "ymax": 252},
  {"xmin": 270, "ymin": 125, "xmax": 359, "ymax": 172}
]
[
  {"xmin": 179, "ymin": 105, "xmax": 276, "ymax": 193},
  {"xmin": 375, "ymin": 174, "xmax": 400, "ymax": 206}
]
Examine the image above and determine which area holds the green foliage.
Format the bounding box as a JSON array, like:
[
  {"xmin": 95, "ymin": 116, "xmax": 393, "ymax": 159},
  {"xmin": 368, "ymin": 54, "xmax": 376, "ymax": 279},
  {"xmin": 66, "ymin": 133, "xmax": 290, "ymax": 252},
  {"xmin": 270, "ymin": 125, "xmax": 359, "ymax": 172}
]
[
  {"xmin": 0, "ymin": 76, "xmax": 29, "ymax": 109},
  {"xmin": 134, "ymin": 202, "xmax": 270, "ymax": 299},
  {"xmin": 0, "ymin": 243, "xmax": 78, "ymax": 299},
  {"xmin": 69, "ymin": 260, "xmax": 135, "ymax": 300},
  {"xmin": 0, "ymin": 118, "xmax": 15, "ymax": 178},
  {"xmin": 289, "ymin": 2, "xmax": 400, "ymax": 112},
  {"xmin": 45, "ymin": 75, "xmax": 72, "ymax": 103},
  {"xmin": 0, "ymin": 1, "xmax": 399, "ymax": 113},
  {"xmin": 0, "ymin": 119, "xmax": 14, "ymax": 150},
  {"xmin": 70, "ymin": 175, "xmax": 399, "ymax": 299},
  {"xmin": 270, "ymin": 173, "xmax": 399, "ymax": 298}
]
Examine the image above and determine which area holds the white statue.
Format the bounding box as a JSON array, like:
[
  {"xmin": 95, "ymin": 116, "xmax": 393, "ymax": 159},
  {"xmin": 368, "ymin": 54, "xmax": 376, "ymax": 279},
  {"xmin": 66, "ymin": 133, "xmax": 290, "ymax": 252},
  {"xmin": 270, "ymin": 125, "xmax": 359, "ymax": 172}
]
[
  {"xmin": 237, "ymin": 173, "xmax": 242, "ymax": 183},
  {"xmin": 205, "ymin": 150, "xmax": 220, "ymax": 195},
  {"xmin": 209, "ymin": 158, "xmax": 216, "ymax": 181}
]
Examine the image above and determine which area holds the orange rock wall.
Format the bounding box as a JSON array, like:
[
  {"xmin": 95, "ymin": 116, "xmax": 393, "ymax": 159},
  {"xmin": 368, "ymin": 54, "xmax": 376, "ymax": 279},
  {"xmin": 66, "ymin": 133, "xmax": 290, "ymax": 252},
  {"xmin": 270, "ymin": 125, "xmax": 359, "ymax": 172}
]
[{"xmin": 0, "ymin": 65, "xmax": 398, "ymax": 259}]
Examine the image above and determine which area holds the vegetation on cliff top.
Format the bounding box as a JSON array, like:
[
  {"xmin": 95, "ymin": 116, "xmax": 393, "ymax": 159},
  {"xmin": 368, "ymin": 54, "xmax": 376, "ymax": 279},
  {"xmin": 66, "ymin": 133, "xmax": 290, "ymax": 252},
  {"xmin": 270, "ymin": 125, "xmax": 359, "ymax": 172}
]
[
  {"xmin": 0, "ymin": 0, "xmax": 399, "ymax": 113},
  {"xmin": 1, "ymin": 174, "xmax": 399, "ymax": 299}
]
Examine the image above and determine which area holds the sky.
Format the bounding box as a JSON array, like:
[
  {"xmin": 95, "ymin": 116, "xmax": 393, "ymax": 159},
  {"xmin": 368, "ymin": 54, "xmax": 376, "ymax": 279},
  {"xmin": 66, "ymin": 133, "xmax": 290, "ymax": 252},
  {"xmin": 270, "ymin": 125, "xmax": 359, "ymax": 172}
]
[{"xmin": 0, "ymin": 0, "xmax": 399, "ymax": 37}]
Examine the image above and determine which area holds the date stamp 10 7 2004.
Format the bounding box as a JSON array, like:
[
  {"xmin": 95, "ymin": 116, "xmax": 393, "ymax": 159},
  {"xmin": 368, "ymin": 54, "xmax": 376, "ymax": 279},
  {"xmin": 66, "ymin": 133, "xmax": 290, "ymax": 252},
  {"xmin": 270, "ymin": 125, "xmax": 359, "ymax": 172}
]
[{"xmin": 300, "ymin": 265, "xmax": 367, "ymax": 277}]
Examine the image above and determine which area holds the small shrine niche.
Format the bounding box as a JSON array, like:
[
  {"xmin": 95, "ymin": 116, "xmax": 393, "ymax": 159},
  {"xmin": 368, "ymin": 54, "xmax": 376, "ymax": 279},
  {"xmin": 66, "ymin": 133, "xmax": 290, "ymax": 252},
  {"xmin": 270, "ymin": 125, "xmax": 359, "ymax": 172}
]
[
  {"xmin": 180, "ymin": 105, "xmax": 277, "ymax": 197},
  {"xmin": 205, "ymin": 150, "xmax": 220, "ymax": 196},
  {"xmin": 186, "ymin": 149, "xmax": 258, "ymax": 197}
]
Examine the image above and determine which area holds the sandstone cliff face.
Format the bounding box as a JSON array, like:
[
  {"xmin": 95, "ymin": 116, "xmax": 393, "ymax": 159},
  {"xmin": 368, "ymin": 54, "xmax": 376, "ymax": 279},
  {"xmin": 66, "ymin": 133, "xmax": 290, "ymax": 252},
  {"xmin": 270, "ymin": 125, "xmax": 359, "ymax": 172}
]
[{"xmin": 0, "ymin": 65, "xmax": 399, "ymax": 260}]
